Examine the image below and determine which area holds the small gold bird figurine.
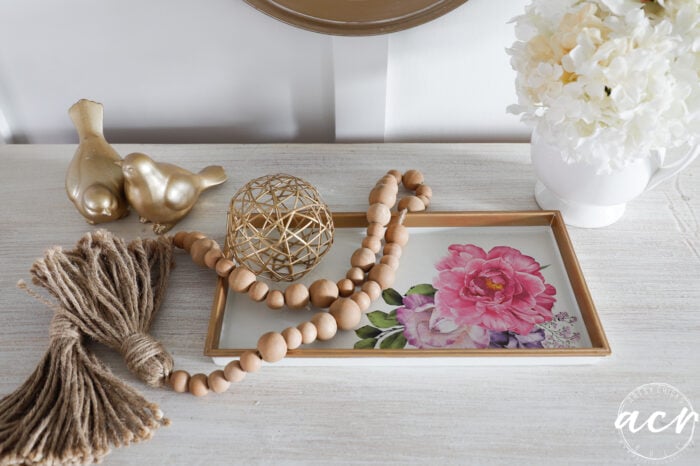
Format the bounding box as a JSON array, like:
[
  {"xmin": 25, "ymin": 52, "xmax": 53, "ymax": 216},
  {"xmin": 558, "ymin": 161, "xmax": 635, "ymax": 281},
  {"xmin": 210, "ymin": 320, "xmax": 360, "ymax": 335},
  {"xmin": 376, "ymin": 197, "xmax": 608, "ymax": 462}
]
[
  {"xmin": 65, "ymin": 99, "xmax": 129, "ymax": 224},
  {"xmin": 120, "ymin": 152, "xmax": 227, "ymax": 234}
]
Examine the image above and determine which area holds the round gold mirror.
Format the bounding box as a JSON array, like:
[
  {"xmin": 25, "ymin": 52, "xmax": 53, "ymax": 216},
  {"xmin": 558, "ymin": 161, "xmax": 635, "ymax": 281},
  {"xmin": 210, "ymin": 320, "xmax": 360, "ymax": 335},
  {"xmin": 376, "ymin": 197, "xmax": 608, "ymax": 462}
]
[{"xmin": 244, "ymin": 0, "xmax": 469, "ymax": 36}]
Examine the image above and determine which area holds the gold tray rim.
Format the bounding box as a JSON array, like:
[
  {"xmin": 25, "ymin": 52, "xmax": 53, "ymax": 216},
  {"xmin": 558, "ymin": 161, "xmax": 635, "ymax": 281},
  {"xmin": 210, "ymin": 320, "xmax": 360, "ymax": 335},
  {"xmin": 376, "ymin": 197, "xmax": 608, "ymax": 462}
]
[{"xmin": 205, "ymin": 211, "xmax": 611, "ymax": 358}]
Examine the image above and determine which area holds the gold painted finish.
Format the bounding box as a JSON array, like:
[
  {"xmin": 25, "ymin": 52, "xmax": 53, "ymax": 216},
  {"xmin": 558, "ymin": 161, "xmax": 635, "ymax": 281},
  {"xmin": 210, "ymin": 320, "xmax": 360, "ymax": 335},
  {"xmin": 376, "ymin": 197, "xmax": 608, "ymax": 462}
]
[
  {"xmin": 65, "ymin": 99, "xmax": 129, "ymax": 224},
  {"xmin": 244, "ymin": 0, "xmax": 469, "ymax": 36},
  {"xmin": 205, "ymin": 211, "xmax": 611, "ymax": 359},
  {"xmin": 121, "ymin": 152, "xmax": 228, "ymax": 234}
]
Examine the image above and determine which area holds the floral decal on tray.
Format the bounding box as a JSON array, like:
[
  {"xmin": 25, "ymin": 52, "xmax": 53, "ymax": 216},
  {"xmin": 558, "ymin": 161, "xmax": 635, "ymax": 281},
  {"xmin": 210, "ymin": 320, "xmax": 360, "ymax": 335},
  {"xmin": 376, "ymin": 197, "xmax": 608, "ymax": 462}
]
[{"xmin": 354, "ymin": 244, "xmax": 580, "ymax": 350}]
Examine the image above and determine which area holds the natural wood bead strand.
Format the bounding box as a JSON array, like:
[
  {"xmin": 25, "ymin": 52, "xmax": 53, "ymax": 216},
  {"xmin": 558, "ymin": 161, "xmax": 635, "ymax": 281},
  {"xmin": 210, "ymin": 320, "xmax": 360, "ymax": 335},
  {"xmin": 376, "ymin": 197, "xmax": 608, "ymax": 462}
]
[{"xmin": 167, "ymin": 169, "xmax": 428, "ymax": 396}]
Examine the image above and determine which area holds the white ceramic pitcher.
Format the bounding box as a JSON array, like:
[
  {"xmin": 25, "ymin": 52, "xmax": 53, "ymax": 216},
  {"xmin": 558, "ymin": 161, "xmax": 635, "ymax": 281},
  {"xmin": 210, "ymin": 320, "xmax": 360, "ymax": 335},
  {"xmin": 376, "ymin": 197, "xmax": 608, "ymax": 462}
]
[{"xmin": 531, "ymin": 130, "xmax": 699, "ymax": 228}]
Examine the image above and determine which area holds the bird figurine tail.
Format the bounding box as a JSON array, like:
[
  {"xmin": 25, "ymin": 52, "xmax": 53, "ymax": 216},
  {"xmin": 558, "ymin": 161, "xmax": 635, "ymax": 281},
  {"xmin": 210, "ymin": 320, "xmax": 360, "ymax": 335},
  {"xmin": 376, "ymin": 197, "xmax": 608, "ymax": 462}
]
[
  {"xmin": 68, "ymin": 99, "xmax": 105, "ymax": 139},
  {"xmin": 197, "ymin": 165, "xmax": 227, "ymax": 190}
]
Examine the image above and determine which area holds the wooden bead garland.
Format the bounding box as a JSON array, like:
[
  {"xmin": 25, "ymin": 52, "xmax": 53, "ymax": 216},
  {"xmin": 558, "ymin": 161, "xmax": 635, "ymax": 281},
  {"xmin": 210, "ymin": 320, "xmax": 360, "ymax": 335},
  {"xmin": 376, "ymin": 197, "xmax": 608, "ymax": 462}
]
[{"xmin": 168, "ymin": 169, "xmax": 431, "ymax": 396}]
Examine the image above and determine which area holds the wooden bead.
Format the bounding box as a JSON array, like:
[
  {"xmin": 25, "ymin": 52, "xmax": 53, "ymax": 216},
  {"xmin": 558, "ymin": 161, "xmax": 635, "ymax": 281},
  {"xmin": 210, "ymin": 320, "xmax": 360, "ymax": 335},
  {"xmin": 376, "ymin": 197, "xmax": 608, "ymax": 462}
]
[
  {"xmin": 350, "ymin": 291, "xmax": 371, "ymax": 312},
  {"xmin": 204, "ymin": 248, "xmax": 224, "ymax": 269},
  {"xmin": 257, "ymin": 332, "xmax": 287, "ymax": 362},
  {"xmin": 228, "ymin": 267, "xmax": 256, "ymax": 293},
  {"xmin": 380, "ymin": 254, "xmax": 400, "ymax": 270},
  {"xmin": 416, "ymin": 184, "xmax": 432, "ymax": 199},
  {"xmin": 215, "ymin": 258, "xmax": 235, "ymax": 277},
  {"xmin": 368, "ymin": 186, "xmax": 397, "ymax": 207},
  {"xmin": 418, "ymin": 195, "xmax": 431, "ymax": 208},
  {"xmin": 223, "ymin": 360, "xmax": 246, "ymax": 383},
  {"xmin": 402, "ymin": 169, "xmax": 424, "ymax": 190},
  {"xmin": 190, "ymin": 238, "xmax": 215, "ymax": 266},
  {"xmin": 297, "ymin": 321, "xmax": 318, "ymax": 344},
  {"xmin": 337, "ymin": 278, "xmax": 354, "ymax": 297},
  {"xmin": 379, "ymin": 174, "xmax": 398, "ymax": 186},
  {"xmin": 248, "ymin": 281, "xmax": 270, "ymax": 302},
  {"xmin": 329, "ymin": 298, "xmax": 362, "ymax": 330},
  {"xmin": 350, "ymin": 247, "xmax": 376, "ymax": 272},
  {"xmin": 169, "ymin": 370, "xmax": 190, "ymax": 393},
  {"xmin": 285, "ymin": 283, "xmax": 309, "ymax": 310},
  {"xmin": 366, "ymin": 222, "xmax": 386, "ymax": 238},
  {"xmin": 266, "ymin": 289, "xmax": 285, "ymax": 310},
  {"xmin": 385, "ymin": 224, "xmax": 409, "ymax": 246},
  {"xmin": 309, "ymin": 279, "xmax": 339, "ymax": 308},
  {"xmin": 368, "ymin": 263, "xmax": 396, "ymax": 289},
  {"xmin": 361, "ymin": 235, "xmax": 382, "ymax": 253},
  {"xmin": 361, "ymin": 280, "xmax": 382, "ymax": 301},
  {"xmin": 208, "ymin": 370, "xmax": 231, "ymax": 394},
  {"xmin": 188, "ymin": 373, "xmax": 209, "ymax": 397},
  {"xmin": 239, "ymin": 350, "xmax": 262, "ymax": 372},
  {"xmin": 281, "ymin": 327, "xmax": 303, "ymax": 350},
  {"xmin": 346, "ymin": 266, "xmax": 365, "ymax": 285},
  {"xmin": 387, "ymin": 169, "xmax": 402, "ymax": 184},
  {"xmin": 367, "ymin": 203, "xmax": 391, "ymax": 226},
  {"xmin": 383, "ymin": 243, "xmax": 403, "ymax": 258},
  {"xmin": 310, "ymin": 312, "xmax": 338, "ymax": 341},
  {"xmin": 183, "ymin": 232, "xmax": 206, "ymax": 252},
  {"xmin": 173, "ymin": 231, "xmax": 189, "ymax": 249},
  {"xmin": 397, "ymin": 195, "xmax": 425, "ymax": 212}
]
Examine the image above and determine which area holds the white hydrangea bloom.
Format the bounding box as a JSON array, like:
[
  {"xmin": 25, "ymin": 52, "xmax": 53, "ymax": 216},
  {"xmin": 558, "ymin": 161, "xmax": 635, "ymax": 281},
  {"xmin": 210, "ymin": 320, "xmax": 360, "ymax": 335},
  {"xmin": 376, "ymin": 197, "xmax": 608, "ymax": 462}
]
[{"xmin": 508, "ymin": 0, "xmax": 700, "ymax": 172}]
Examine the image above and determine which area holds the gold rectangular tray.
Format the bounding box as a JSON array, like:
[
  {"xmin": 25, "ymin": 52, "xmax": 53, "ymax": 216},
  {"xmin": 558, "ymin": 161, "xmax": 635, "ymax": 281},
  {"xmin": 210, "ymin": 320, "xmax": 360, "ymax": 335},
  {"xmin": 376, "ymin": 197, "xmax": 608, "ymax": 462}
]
[{"xmin": 205, "ymin": 211, "xmax": 610, "ymax": 364}]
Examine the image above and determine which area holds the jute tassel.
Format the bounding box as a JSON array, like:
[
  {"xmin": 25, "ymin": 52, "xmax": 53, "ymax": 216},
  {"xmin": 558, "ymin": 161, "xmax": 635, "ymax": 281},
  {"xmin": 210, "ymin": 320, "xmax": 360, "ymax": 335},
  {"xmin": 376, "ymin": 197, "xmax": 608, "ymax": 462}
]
[{"xmin": 0, "ymin": 230, "xmax": 175, "ymax": 465}]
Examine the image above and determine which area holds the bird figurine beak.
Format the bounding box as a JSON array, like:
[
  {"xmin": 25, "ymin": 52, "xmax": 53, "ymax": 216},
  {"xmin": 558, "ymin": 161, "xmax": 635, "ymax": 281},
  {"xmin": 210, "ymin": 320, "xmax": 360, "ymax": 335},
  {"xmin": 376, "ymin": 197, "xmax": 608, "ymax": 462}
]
[{"xmin": 114, "ymin": 160, "xmax": 123, "ymax": 167}]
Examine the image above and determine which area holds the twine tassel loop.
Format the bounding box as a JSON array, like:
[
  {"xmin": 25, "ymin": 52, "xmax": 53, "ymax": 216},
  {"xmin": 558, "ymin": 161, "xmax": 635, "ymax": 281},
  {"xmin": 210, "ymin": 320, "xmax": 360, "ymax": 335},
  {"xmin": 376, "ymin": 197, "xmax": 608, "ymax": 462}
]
[{"xmin": 0, "ymin": 230, "xmax": 175, "ymax": 466}]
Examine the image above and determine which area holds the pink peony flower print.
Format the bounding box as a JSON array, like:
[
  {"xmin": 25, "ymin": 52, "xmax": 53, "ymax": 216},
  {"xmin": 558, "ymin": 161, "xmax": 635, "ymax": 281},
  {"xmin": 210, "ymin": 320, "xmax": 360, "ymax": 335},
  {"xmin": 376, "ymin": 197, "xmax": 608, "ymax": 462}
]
[
  {"xmin": 433, "ymin": 244, "xmax": 556, "ymax": 335},
  {"xmin": 396, "ymin": 294, "xmax": 490, "ymax": 349}
]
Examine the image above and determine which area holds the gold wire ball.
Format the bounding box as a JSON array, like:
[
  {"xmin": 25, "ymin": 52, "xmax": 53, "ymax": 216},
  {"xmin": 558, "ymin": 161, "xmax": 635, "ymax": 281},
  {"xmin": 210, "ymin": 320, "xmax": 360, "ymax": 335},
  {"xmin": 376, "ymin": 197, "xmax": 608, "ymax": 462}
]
[{"xmin": 225, "ymin": 174, "xmax": 334, "ymax": 282}]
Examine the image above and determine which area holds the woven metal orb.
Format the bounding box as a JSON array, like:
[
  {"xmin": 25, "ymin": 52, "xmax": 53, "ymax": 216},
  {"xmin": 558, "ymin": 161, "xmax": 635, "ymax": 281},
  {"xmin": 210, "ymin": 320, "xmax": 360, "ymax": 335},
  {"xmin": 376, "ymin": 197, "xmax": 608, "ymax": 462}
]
[{"xmin": 225, "ymin": 174, "xmax": 334, "ymax": 282}]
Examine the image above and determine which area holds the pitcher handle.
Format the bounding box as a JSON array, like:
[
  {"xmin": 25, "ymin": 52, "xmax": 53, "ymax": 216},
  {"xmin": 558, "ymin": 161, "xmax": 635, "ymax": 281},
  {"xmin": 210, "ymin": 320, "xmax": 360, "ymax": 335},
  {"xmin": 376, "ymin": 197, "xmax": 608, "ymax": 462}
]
[{"xmin": 646, "ymin": 144, "xmax": 700, "ymax": 192}]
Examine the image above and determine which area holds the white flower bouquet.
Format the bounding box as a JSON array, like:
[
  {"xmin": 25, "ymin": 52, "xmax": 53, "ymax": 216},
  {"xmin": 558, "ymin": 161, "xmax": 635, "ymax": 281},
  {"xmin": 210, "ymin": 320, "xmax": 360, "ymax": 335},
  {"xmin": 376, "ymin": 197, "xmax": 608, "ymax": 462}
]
[{"xmin": 508, "ymin": 0, "xmax": 699, "ymax": 171}]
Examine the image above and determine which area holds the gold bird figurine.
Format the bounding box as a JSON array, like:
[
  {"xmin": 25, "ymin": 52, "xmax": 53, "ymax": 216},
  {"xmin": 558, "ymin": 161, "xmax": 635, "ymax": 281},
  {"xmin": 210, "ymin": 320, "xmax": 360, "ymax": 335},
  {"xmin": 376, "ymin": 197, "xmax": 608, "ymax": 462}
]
[
  {"xmin": 120, "ymin": 152, "xmax": 227, "ymax": 234},
  {"xmin": 65, "ymin": 99, "xmax": 129, "ymax": 224}
]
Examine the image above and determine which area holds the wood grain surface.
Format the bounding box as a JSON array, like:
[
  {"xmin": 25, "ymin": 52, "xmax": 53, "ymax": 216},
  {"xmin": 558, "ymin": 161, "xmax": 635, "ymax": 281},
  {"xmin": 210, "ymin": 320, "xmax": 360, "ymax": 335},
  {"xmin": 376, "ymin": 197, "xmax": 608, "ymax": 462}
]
[{"xmin": 0, "ymin": 143, "xmax": 698, "ymax": 465}]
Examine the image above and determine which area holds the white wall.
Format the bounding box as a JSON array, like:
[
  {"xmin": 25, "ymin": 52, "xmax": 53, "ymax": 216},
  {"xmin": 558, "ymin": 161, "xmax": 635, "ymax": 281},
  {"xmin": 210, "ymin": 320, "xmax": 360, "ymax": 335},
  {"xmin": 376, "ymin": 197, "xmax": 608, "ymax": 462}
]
[{"xmin": 0, "ymin": 0, "xmax": 529, "ymax": 144}]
